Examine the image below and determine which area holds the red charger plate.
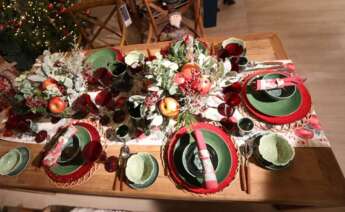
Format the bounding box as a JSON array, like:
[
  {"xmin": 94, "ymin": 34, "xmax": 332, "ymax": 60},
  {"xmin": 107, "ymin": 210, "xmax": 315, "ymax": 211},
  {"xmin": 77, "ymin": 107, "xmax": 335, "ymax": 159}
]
[
  {"xmin": 166, "ymin": 122, "xmax": 238, "ymax": 194},
  {"xmin": 241, "ymin": 70, "xmax": 312, "ymax": 125},
  {"xmin": 44, "ymin": 122, "xmax": 100, "ymax": 183}
]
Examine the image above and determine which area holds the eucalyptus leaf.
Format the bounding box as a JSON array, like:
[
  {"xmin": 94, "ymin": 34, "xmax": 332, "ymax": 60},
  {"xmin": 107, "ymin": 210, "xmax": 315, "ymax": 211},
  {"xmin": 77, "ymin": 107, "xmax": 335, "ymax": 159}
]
[
  {"xmin": 63, "ymin": 78, "xmax": 73, "ymax": 88},
  {"xmin": 27, "ymin": 74, "xmax": 46, "ymax": 82},
  {"xmin": 168, "ymin": 85, "xmax": 178, "ymax": 95}
]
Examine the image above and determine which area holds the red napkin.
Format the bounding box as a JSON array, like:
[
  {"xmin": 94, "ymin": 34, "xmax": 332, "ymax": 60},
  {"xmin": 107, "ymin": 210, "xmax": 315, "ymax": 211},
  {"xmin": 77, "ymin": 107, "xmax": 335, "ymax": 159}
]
[
  {"xmin": 193, "ymin": 129, "xmax": 218, "ymax": 189},
  {"xmin": 43, "ymin": 126, "xmax": 77, "ymax": 167},
  {"xmin": 255, "ymin": 76, "xmax": 306, "ymax": 91}
]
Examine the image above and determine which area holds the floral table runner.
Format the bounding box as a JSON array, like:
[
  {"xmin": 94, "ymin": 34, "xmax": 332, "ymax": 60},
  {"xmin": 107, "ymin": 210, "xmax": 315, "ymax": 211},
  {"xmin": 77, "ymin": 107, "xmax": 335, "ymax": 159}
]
[{"xmin": 0, "ymin": 36, "xmax": 330, "ymax": 148}]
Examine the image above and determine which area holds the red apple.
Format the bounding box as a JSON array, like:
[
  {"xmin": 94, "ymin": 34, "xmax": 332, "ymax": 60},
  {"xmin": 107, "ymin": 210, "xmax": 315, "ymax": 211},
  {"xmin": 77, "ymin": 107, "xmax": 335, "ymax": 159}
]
[
  {"xmin": 196, "ymin": 75, "xmax": 212, "ymax": 95},
  {"xmin": 48, "ymin": 97, "xmax": 66, "ymax": 113},
  {"xmin": 180, "ymin": 63, "xmax": 201, "ymax": 82},
  {"xmin": 159, "ymin": 97, "xmax": 180, "ymax": 118},
  {"xmin": 41, "ymin": 78, "xmax": 57, "ymax": 90}
]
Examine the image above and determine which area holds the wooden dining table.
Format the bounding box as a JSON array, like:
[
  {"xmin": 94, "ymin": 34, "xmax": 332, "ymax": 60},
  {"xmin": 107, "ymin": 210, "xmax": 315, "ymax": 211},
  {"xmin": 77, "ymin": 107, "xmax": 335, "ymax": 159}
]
[{"xmin": 1, "ymin": 32, "xmax": 345, "ymax": 209}]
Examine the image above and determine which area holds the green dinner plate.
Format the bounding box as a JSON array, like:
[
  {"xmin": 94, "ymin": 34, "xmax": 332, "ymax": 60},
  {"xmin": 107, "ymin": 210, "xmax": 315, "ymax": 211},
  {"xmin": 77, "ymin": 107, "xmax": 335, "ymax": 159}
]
[
  {"xmin": 84, "ymin": 48, "xmax": 119, "ymax": 72},
  {"xmin": 173, "ymin": 129, "xmax": 231, "ymax": 187},
  {"xmin": 49, "ymin": 126, "xmax": 90, "ymax": 176},
  {"xmin": 246, "ymin": 76, "xmax": 302, "ymax": 116}
]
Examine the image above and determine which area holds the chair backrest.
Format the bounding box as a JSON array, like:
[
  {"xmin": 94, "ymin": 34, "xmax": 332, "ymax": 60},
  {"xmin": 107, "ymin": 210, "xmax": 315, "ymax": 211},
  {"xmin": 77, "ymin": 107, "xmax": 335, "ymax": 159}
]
[
  {"xmin": 143, "ymin": 0, "xmax": 193, "ymax": 36},
  {"xmin": 68, "ymin": 0, "xmax": 118, "ymax": 12}
]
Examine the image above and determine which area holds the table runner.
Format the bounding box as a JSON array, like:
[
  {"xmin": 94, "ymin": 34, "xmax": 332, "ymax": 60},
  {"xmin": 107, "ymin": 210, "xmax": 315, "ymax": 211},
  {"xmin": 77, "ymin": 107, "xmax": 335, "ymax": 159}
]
[{"xmin": 0, "ymin": 61, "xmax": 330, "ymax": 148}]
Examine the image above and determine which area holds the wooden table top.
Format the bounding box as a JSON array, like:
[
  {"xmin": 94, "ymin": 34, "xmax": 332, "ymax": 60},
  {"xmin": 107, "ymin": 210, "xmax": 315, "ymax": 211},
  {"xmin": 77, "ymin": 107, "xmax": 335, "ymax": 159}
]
[{"xmin": 1, "ymin": 32, "xmax": 345, "ymax": 207}]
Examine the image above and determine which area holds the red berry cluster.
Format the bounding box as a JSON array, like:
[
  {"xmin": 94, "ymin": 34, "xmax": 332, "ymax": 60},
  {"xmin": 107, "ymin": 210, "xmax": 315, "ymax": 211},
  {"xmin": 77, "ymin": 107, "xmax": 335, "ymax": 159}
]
[
  {"xmin": 72, "ymin": 94, "xmax": 98, "ymax": 115},
  {"xmin": 35, "ymin": 130, "xmax": 48, "ymax": 143},
  {"xmin": 104, "ymin": 156, "xmax": 119, "ymax": 172}
]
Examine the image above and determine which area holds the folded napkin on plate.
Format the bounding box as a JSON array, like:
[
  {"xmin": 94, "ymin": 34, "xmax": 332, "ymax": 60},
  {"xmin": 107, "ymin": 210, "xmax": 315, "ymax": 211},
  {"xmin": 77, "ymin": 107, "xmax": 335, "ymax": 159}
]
[
  {"xmin": 193, "ymin": 129, "xmax": 218, "ymax": 189},
  {"xmin": 255, "ymin": 76, "xmax": 306, "ymax": 91},
  {"xmin": 43, "ymin": 126, "xmax": 78, "ymax": 167}
]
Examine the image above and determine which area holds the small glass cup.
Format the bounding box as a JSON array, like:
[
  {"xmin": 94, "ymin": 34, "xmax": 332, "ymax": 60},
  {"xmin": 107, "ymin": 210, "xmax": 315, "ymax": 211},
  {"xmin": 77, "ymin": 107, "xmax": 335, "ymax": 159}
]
[
  {"xmin": 115, "ymin": 124, "xmax": 131, "ymax": 142},
  {"xmin": 237, "ymin": 117, "xmax": 254, "ymax": 136}
]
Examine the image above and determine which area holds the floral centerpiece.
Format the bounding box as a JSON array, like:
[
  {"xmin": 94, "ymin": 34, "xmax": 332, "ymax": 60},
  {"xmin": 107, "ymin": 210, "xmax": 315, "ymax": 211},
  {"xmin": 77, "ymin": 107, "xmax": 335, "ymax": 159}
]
[
  {"xmin": 1, "ymin": 35, "xmax": 249, "ymax": 142},
  {"xmin": 137, "ymin": 35, "xmax": 238, "ymax": 133},
  {"xmin": 14, "ymin": 48, "xmax": 87, "ymax": 117}
]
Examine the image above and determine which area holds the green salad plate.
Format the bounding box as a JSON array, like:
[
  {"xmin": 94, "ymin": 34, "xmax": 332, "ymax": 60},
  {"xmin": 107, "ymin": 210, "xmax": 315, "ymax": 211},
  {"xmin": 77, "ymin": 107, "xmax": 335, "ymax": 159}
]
[
  {"xmin": 0, "ymin": 148, "xmax": 21, "ymax": 175},
  {"xmin": 7, "ymin": 147, "xmax": 30, "ymax": 176},
  {"xmin": 246, "ymin": 76, "xmax": 302, "ymax": 116}
]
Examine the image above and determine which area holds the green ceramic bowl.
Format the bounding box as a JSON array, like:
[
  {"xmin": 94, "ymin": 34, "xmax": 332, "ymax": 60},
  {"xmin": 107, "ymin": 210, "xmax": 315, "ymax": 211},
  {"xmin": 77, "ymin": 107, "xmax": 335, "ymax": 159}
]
[
  {"xmin": 181, "ymin": 143, "xmax": 218, "ymax": 178},
  {"xmin": 84, "ymin": 48, "xmax": 121, "ymax": 73},
  {"xmin": 256, "ymin": 133, "xmax": 295, "ymax": 167},
  {"xmin": 246, "ymin": 76, "xmax": 302, "ymax": 116},
  {"xmin": 173, "ymin": 130, "xmax": 231, "ymax": 187},
  {"xmin": 7, "ymin": 147, "xmax": 30, "ymax": 176},
  {"xmin": 127, "ymin": 153, "xmax": 159, "ymax": 189},
  {"xmin": 57, "ymin": 135, "xmax": 81, "ymax": 165},
  {"xmin": 126, "ymin": 153, "xmax": 155, "ymax": 185},
  {"xmin": 262, "ymin": 73, "xmax": 296, "ymax": 101},
  {"xmin": 0, "ymin": 149, "xmax": 21, "ymax": 175}
]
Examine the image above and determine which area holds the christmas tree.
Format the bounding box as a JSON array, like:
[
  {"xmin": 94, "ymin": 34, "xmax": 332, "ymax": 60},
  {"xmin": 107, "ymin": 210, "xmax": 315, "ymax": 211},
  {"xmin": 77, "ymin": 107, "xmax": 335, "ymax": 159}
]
[{"xmin": 0, "ymin": 0, "xmax": 79, "ymax": 70}]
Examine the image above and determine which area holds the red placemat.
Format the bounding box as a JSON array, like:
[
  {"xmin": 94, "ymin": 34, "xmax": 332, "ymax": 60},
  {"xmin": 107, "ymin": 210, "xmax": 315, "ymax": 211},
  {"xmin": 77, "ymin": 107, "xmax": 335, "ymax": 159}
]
[
  {"xmin": 241, "ymin": 70, "xmax": 312, "ymax": 125},
  {"xmin": 166, "ymin": 122, "xmax": 238, "ymax": 194},
  {"xmin": 44, "ymin": 122, "xmax": 100, "ymax": 183}
]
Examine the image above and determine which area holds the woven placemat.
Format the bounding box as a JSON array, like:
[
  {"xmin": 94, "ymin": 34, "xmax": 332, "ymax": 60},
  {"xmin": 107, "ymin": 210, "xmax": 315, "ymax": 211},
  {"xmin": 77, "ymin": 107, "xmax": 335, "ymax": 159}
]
[{"xmin": 48, "ymin": 120, "xmax": 108, "ymax": 188}]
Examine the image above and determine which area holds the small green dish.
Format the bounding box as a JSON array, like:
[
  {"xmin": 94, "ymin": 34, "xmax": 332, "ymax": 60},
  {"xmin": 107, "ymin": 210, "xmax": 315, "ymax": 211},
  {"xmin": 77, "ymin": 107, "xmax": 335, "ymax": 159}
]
[
  {"xmin": 262, "ymin": 73, "xmax": 296, "ymax": 101},
  {"xmin": 246, "ymin": 76, "xmax": 302, "ymax": 116},
  {"xmin": 127, "ymin": 153, "xmax": 159, "ymax": 189},
  {"xmin": 7, "ymin": 147, "xmax": 30, "ymax": 176},
  {"xmin": 84, "ymin": 48, "xmax": 121, "ymax": 73},
  {"xmin": 255, "ymin": 133, "xmax": 295, "ymax": 168},
  {"xmin": 0, "ymin": 149, "xmax": 21, "ymax": 175}
]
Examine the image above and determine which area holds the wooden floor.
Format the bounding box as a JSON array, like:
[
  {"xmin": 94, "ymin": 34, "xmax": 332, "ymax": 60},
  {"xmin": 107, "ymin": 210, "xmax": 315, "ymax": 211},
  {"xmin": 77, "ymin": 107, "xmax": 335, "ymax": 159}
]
[{"xmin": 2, "ymin": 0, "xmax": 345, "ymax": 211}]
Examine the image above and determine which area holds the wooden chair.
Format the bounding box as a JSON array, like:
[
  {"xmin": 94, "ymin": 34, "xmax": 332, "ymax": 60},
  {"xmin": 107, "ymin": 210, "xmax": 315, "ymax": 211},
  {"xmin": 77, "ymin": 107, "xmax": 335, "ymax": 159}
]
[
  {"xmin": 68, "ymin": 0, "xmax": 128, "ymax": 48},
  {"xmin": 143, "ymin": 0, "xmax": 205, "ymax": 43}
]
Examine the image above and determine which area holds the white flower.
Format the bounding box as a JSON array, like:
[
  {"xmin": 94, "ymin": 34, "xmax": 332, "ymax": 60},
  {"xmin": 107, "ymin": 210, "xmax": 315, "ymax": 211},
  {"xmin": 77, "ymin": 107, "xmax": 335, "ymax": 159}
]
[
  {"xmin": 43, "ymin": 85, "xmax": 61, "ymax": 99},
  {"xmin": 124, "ymin": 51, "xmax": 145, "ymax": 68},
  {"xmin": 161, "ymin": 59, "xmax": 178, "ymax": 71},
  {"xmin": 223, "ymin": 58, "xmax": 232, "ymax": 72},
  {"xmin": 149, "ymin": 114, "xmax": 164, "ymax": 127}
]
